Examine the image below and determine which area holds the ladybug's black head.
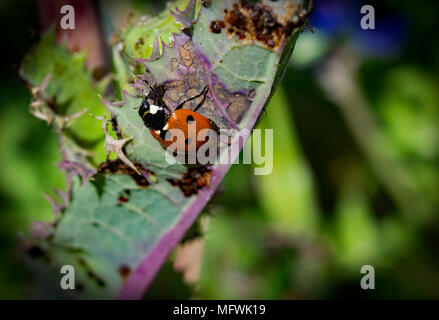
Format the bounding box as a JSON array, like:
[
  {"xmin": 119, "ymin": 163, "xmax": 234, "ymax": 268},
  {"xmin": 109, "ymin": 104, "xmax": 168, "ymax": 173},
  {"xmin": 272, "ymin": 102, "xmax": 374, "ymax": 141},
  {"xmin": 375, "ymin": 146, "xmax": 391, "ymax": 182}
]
[{"xmin": 138, "ymin": 98, "xmax": 167, "ymax": 131}]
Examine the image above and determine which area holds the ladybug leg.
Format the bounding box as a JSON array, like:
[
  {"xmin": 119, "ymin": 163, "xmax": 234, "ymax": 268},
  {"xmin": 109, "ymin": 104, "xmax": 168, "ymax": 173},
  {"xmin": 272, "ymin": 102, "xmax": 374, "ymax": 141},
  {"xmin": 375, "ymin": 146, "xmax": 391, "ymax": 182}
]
[
  {"xmin": 162, "ymin": 103, "xmax": 172, "ymax": 113},
  {"xmin": 175, "ymin": 85, "xmax": 209, "ymax": 111},
  {"xmin": 193, "ymin": 94, "xmax": 207, "ymax": 112}
]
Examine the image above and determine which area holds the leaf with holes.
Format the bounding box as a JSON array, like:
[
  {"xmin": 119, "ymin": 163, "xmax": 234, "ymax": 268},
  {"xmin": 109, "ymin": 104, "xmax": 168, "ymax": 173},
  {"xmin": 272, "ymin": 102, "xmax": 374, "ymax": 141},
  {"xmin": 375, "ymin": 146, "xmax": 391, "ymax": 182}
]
[{"xmin": 21, "ymin": 0, "xmax": 312, "ymax": 299}]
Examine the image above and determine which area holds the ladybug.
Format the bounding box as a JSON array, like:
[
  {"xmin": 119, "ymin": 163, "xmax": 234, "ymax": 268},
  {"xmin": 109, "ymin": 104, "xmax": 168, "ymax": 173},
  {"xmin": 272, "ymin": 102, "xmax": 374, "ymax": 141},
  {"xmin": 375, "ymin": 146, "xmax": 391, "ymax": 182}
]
[{"xmin": 138, "ymin": 81, "xmax": 218, "ymax": 153}]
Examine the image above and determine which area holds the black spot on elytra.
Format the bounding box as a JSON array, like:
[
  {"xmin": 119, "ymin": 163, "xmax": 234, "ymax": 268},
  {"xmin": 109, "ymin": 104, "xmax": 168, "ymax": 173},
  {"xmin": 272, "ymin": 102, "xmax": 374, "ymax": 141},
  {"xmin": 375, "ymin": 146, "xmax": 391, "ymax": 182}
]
[{"xmin": 186, "ymin": 115, "xmax": 195, "ymax": 123}]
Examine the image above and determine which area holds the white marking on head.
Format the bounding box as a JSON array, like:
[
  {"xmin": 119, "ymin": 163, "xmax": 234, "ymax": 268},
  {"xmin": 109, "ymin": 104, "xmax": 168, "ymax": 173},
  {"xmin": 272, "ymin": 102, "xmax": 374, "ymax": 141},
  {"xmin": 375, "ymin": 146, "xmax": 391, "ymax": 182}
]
[
  {"xmin": 150, "ymin": 104, "xmax": 161, "ymax": 114},
  {"xmin": 154, "ymin": 130, "xmax": 161, "ymax": 134}
]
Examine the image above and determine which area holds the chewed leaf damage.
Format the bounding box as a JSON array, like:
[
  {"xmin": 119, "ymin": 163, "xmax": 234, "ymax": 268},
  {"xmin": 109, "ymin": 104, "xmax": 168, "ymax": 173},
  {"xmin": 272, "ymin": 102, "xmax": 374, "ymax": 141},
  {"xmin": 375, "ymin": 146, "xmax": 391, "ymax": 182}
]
[
  {"xmin": 20, "ymin": 0, "xmax": 309, "ymax": 299},
  {"xmin": 137, "ymin": 37, "xmax": 252, "ymax": 130},
  {"xmin": 98, "ymin": 159, "xmax": 151, "ymax": 187},
  {"xmin": 209, "ymin": 0, "xmax": 310, "ymax": 50},
  {"xmin": 168, "ymin": 166, "xmax": 212, "ymax": 197}
]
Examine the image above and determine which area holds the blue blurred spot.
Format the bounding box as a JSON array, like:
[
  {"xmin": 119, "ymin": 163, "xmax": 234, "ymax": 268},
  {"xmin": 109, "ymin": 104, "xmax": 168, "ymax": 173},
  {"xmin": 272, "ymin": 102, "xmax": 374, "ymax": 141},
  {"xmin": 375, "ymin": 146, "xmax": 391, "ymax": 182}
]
[{"xmin": 310, "ymin": 0, "xmax": 407, "ymax": 58}]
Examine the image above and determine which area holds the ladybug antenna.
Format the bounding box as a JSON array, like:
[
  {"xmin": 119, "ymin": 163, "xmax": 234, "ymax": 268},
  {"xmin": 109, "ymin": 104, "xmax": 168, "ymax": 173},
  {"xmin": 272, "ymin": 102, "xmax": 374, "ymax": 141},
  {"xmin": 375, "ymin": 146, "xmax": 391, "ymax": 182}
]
[{"xmin": 143, "ymin": 79, "xmax": 164, "ymax": 105}]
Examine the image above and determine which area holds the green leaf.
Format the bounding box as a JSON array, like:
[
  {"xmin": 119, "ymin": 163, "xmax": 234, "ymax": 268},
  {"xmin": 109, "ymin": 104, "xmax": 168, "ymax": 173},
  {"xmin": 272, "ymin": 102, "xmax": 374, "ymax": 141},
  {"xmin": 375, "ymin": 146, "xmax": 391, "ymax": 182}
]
[
  {"xmin": 255, "ymin": 87, "xmax": 319, "ymax": 236},
  {"xmin": 20, "ymin": 29, "xmax": 109, "ymax": 162},
  {"xmin": 22, "ymin": 0, "xmax": 310, "ymax": 299}
]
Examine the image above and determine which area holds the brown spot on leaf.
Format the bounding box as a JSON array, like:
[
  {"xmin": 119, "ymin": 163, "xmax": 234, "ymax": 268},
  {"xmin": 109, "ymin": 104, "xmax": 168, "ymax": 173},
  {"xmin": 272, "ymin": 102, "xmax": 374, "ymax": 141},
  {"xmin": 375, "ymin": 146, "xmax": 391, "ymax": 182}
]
[
  {"xmin": 118, "ymin": 195, "xmax": 129, "ymax": 203},
  {"xmin": 170, "ymin": 57, "xmax": 179, "ymax": 72},
  {"xmin": 119, "ymin": 265, "xmax": 131, "ymax": 280},
  {"xmin": 201, "ymin": 98, "xmax": 217, "ymax": 113},
  {"xmin": 161, "ymin": 39, "xmax": 251, "ymax": 128},
  {"xmin": 163, "ymin": 80, "xmax": 186, "ymax": 105},
  {"xmin": 227, "ymin": 101, "xmax": 248, "ymax": 123},
  {"xmin": 168, "ymin": 167, "xmax": 212, "ymax": 197},
  {"xmin": 179, "ymin": 45, "xmax": 194, "ymax": 67},
  {"xmin": 213, "ymin": 84, "xmax": 251, "ymax": 122},
  {"xmin": 183, "ymin": 41, "xmax": 192, "ymax": 51},
  {"xmin": 213, "ymin": 0, "xmax": 305, "ymax": 50},
  {"xmin": 210, "ymin": 20, "xmax": 225, "ymax": 33},
  {"xmin": 92, "ymin": 67, "xmax": 105, "ymax": 81},
  {"xmin": 98, "ymin": 159, "xmax": 150, "ymax": 188},
  {"xmin": 185, "ymin": 73, "xmax": 201, "ymax": 90},
  {"xmin": 185, "ymin": 88, "xmax": 205, "ymax": 108},
  {"xmin": 135, "ymin": 38, "xmax": 144, "ymax": 50}
]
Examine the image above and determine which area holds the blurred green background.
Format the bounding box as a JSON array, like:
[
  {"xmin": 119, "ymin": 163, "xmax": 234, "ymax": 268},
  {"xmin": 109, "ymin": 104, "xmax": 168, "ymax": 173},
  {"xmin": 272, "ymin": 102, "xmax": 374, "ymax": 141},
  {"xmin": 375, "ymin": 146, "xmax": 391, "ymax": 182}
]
[{"xmin": 1, "ymin": 0, "xmax": 439, "ymax": 299}]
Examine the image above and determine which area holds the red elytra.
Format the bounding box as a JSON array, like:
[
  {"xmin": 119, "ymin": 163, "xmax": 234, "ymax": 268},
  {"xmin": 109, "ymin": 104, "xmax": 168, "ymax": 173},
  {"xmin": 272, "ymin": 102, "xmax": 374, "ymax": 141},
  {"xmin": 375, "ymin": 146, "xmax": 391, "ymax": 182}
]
[{"xmin": 150, "ymin": 109, "xmax": 216, "ymax": 153}]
